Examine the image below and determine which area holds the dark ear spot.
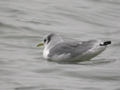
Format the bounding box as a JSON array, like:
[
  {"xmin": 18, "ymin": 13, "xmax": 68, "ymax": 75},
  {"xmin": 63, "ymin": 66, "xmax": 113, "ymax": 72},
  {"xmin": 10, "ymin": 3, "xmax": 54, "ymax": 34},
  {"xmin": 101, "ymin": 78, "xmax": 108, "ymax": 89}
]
[
  {"xmin": 47, "ymin": 33, "xmax": 54, "ymax": 43},
  {"xmin": 44, "ymin": 39, "xmax": 47, "ymax": 43}
]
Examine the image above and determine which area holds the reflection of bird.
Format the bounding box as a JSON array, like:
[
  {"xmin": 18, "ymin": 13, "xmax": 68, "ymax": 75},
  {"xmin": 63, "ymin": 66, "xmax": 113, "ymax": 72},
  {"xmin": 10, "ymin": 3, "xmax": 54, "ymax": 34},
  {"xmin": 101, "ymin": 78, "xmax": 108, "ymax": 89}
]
[{"xmin": 37, "ymin": 33, "xmax": 111, "ymax": 62}]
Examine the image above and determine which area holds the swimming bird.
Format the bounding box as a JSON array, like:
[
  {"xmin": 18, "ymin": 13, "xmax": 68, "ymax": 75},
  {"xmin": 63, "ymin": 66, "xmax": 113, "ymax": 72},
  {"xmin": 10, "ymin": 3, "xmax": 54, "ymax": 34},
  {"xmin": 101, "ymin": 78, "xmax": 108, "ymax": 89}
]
[{"xmin": 37, "ymin": 33, "xmax": 111, "ymax": 62}]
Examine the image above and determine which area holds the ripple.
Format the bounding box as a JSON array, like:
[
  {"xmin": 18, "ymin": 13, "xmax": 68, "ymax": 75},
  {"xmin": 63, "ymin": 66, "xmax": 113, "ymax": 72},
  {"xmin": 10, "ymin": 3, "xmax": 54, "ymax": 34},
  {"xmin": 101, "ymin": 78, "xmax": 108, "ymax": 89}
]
[
  {"xmin": 57, "ymin": 58, "xmax": 116, "ymax": 65},
  {"xmin": 15, "ymin": 86, "xmax": 39, "ymax": 90},
  {"xmin": 0, "ymin": 21, "xmax": 17, "ymax": 29},
  {"xmin": 78, "ymin": 58, "xmax": 116, "ymax": 65},
  {"xmin": 15, "ymin": 86, "xmax": 64, "ymax": 90}
]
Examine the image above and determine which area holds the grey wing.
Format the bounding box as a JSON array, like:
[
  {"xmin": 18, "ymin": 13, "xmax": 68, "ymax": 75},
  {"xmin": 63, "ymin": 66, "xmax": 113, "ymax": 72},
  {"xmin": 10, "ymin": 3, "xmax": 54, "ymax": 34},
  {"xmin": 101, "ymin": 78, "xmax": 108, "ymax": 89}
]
[{"xmin": 49, "ymin": 40, "xmax": 97, "ymax": 58}]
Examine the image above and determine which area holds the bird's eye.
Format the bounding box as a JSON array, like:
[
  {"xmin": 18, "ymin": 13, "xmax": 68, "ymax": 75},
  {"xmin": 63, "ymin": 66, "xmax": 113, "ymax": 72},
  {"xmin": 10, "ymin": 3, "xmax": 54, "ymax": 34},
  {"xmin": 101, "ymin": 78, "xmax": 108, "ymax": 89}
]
[{"xmin": 44, "ymin": 39, "xmax": 47, "ymax": 42}]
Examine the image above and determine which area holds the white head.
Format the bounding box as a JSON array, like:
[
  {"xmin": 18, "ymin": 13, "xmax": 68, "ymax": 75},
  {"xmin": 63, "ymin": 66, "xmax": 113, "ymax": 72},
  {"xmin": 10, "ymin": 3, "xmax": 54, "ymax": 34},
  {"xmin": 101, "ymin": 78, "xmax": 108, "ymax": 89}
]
[{"xmin": 37, "ymin": 33, "xmax": 63, "ymax": 49}]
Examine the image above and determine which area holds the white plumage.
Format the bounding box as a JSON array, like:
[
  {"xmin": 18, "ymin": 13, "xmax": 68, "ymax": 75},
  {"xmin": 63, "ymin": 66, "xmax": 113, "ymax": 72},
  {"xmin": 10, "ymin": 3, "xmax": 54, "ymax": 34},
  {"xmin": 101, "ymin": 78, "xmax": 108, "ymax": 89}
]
[{"xmin": 38, "ymin": 33, "xmax": 111, "ymax": 62}]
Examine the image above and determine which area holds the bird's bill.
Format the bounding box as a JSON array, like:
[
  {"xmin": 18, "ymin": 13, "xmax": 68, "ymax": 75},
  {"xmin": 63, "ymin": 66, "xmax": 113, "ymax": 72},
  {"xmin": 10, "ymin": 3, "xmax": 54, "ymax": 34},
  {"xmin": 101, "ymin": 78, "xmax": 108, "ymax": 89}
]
[{"xmin": 37, "ymin": 42, "xmax": 44, "ymax": 47}]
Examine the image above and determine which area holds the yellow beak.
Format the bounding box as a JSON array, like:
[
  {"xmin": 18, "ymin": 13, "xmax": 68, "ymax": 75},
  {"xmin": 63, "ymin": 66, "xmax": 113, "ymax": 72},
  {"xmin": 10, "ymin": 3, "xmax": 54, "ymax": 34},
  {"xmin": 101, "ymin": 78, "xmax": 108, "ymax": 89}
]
[{"xmin": 36, "ymin": 42, "xmax": 44, "ymax": 47}]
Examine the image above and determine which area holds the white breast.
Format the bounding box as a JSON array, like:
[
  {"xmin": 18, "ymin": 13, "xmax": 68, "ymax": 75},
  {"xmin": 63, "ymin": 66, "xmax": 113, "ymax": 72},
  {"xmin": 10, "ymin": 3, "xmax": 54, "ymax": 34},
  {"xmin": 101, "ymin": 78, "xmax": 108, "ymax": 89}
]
[{"xmin": 43, "ymin": 48, "xmax": 49, "ymax": 59}]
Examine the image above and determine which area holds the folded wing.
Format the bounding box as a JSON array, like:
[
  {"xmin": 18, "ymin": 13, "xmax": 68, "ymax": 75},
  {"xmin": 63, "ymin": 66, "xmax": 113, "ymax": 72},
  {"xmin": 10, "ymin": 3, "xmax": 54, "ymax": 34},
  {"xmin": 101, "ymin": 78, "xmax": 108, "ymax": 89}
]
[{"xmin": 48, "ymin": 40, "xmax": 97, "ymax": 58}]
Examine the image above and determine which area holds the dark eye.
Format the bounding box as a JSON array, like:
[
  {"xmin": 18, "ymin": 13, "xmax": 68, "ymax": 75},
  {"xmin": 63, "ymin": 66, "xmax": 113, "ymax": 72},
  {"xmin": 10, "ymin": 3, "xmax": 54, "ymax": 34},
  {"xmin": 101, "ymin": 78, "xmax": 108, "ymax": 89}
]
[{"xmin": 44, "ymin": 39, "xmax": 47, "ymax": 42}]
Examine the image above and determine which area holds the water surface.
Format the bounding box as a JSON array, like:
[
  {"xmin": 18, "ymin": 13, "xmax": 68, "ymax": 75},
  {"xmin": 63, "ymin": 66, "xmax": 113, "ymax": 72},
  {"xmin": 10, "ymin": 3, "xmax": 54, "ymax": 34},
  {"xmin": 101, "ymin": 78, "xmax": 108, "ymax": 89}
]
[{"xmin": 0, "ymin": 0, "xmax": 120, "ymax": 90}]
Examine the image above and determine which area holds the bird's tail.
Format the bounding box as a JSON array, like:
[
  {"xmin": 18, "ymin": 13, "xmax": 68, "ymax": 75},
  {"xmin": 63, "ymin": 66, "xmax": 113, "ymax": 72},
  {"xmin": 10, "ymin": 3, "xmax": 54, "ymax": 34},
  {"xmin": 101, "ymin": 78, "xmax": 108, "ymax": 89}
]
[{"xmin": 100, "ymin": 41, "xmax": 111, "ymax": 46}]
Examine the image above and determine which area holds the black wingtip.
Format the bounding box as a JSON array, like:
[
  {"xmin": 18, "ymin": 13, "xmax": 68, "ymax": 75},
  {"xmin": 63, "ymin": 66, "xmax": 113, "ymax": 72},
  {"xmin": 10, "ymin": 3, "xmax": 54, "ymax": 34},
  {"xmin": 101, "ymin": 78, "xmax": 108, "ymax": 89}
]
[
  {"xmin": 100, "ymin": 41, "xmax": 111, "ymax": 46},
  {"xmin": 104, "ymin": 41, "xmax": 111, "ymax": 45}
]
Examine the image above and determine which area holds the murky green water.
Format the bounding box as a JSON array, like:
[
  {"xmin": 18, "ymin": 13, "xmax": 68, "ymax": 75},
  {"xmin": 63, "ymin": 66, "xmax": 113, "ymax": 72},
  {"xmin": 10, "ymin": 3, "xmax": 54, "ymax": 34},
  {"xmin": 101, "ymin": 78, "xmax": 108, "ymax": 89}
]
[{"xmin": 0, "ymin": 0, "xmax": 120, "ymax": 90}]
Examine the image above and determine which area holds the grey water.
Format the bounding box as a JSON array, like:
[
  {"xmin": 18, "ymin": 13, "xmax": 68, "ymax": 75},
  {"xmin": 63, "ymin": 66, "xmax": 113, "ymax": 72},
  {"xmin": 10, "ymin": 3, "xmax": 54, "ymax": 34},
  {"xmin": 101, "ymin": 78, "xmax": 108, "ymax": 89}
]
[{"xmin": 0, "ymin": 0, "xmax": 120, "ymax": 90}]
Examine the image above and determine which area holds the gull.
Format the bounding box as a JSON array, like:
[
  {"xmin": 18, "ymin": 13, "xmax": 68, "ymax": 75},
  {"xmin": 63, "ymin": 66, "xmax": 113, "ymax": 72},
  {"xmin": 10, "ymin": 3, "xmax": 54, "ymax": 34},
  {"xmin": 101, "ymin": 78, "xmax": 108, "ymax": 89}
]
[{"xmin": 37, "ymin": 33, "xmax": 111, "ymax": 62}]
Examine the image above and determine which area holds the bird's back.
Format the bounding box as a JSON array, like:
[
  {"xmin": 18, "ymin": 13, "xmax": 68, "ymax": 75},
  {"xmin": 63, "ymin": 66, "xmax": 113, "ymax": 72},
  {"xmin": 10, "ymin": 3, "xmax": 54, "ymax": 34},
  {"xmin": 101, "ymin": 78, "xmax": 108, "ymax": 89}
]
[{"xmin": 47, "ymin": 40, "xmax": 99, "ymax": 62}]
